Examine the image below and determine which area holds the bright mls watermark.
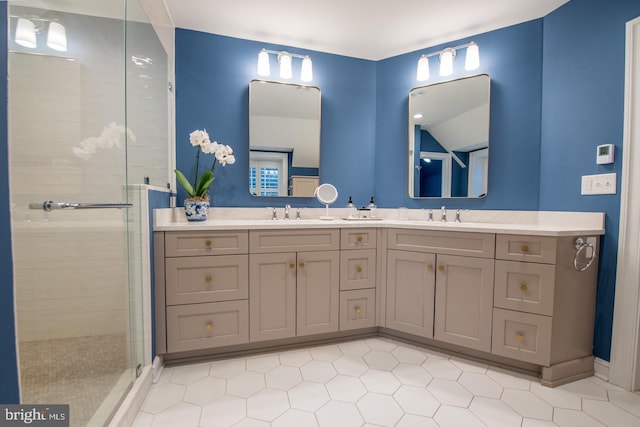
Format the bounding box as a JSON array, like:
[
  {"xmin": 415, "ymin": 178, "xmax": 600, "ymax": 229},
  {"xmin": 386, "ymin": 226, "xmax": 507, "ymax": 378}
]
[{"xmin": 0, "ymin": 405, "xmax": 69, "ymax": 426}]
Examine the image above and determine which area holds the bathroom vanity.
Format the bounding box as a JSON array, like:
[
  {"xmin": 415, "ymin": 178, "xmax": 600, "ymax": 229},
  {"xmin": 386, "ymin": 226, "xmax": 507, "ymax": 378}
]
[{"xmin": 153, "ymin": 208, "xmax": 603, "ymax": 387}]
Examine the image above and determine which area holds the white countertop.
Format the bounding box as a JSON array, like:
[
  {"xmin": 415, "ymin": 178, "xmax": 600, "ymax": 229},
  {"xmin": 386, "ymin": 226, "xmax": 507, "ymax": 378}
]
[{"xmin": 154, "ymin": 208, "xmax": 605, "ymax": 237}]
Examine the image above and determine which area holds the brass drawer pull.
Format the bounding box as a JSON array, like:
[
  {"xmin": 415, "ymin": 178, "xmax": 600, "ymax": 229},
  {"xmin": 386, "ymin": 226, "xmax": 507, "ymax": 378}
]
[
  {"xmin": 205, "ymin": 322, "xmax": 213, "ymax": 332},
  {"xmin": 521, "ymin": 245, "xmax": 529, "ymax": 253},
  {"xmin": 205, "ymin": 240, "xmax": 212, "ymax": 248},
  {"xmin": 299, "ymin": 262, "xmax": 305, "ymax": 268},
  {"xmin": 438, "ymin": 265, "xmax": 445, "ymax": 271},
  {"xmin": 354, "ymin": 306, "xmax": 362, "ymax": 314},
  {"xmin": 205, "ymin": 276, "xmax": 212, "ymax": 283},
  {"xmin": 289, "ymin": 263, "xmax": 295, "ymax": 269},
  {"xmin": 356, "ymin": 236, "xmax": 363, "ymax": 242},
  {"xmin": 427, "ymin": 264, "xmax": 434, "ymax": 271},
  {"xmin": 520, "ymin": 283, "xmax": 528, "ymax": 292},
  {"xmin": 356, "ymin": 266, "xmax": 362, "ymax": 273},
  {"xmin": 516, "ymin": 332, "xmax": 525, "ymax": 343}
]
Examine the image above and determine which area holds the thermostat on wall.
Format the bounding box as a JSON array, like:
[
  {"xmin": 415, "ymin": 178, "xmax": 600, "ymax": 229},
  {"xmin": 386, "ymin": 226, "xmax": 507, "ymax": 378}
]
[{"xmin": 596, "ymin": 144, "xmax": 614, "ymax": 164}]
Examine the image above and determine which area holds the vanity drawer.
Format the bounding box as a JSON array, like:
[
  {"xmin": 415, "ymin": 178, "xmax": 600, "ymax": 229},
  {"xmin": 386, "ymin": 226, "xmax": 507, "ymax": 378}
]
[
  {"xmin": 494, "ymin": 260, "xmax": 555, "ymax": 316},
  {"xmin": 341, "ymin": 228, "xmax": 377, "ymax": 250},
  {"xmin": 388, "ymin": 228, "xmax": 495, "ymax": 258},
  {"xmin": 165, "ymin": 255, "xmax": 249, "ymax": 305},
  {"xmin": 492, "ymin": 308, "xmax": 552, "ymax": 366},
  {"xmin": 165, "ymin": 231, "xmax": 248, "ymax": 257},
  {"xmin": 249, "ymin": 229, "xmax": 339, "ymax": 253},
  {"xmin": 340, "ymin": 289, "xmax": 376, "ymax": 331},
  {"xmin": 496, "ymin": 235, "xmax": 557, "ymax": 264},
  {"xmin": 166, "ymin": 300, "xmax": 249, "ymax": 353},
  {"xmin": 340, "ymin": 249, "xmax": 376, "ymax": 290}
]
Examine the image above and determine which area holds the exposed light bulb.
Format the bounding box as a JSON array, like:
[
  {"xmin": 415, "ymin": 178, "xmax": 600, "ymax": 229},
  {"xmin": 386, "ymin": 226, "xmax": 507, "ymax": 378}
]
[
  {"xmin": 257, "ymin": 49, "xmax": 270, "ymax": 76},
  {"xmin": 278, "ymin": 52, "xmax": 292, "ymax": 79},
  {"xmin": 15, "ymin": 18, "xmax": 37, "ymax": 48},
  {"xmin": 439, "ymin": 49, "xmax": 455, "ymax": 76},
  {"xmin": 300, "ymin": 56, "xmax": 313, "ymax": 82},
  {"xmin": 416, "ymin": 54, "xmax": 429, "ymax": 81},
  {"xmin": 47, "ymin": 22, "xmax": 67, "ymax": 52},
  {"xmin": 465, "ymin": 43, "xmax": 480, "ymax": 70}
]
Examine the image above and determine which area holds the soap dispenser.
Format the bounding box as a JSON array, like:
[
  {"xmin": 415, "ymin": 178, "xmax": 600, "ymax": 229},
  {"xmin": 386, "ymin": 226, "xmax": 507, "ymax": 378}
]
[
  {"xmin": 367, "ymin": 196, "xmax": 377, "ymax": 217},
  {"xmin": 346, "ymin": 196, "xmax": 357, "ymax": 218}
]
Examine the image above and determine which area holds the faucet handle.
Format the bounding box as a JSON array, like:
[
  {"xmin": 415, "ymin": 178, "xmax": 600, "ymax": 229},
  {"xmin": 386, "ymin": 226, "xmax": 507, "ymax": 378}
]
[
  {"xmin": 441, "ymin": 206, "xmax": 447, "ymax": 222},
  {"xmin": 271, "ymin": 207, "xmax": 278, "ymax": 220},
  {"xmin": 296, "ymin": 207, "xmax": 301, "ymax": 221},
  {"xmin": 455, "ymin": 209, "xmax": 462, "ymax": 223},
  {"xmin": 427, "ymin": 209, "xmax": 433, "ymax": 222}
]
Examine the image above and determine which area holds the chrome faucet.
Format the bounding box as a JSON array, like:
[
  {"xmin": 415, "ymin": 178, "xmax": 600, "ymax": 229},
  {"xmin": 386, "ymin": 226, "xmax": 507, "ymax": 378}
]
[
  {"xmin": 284, "ymin": 204, "xmax": 291, "ymax": 220},
  {"xmin": 272, "ymin": 207, "xmax": 278, "ymax": 220},
  {"xmin": 296, "ymin": 208, "xmax": 301, "ymax": 221},
  {"xmin": 427, "ymin": 209, "xmax": 433, "ymax": 222},
  {"xmin": 455, "ymin": 209, "xmax": 462, "ymax": 223},
  {"xmin": 441, "ymin": 206, "xmax": 447, "ymax": 222}
]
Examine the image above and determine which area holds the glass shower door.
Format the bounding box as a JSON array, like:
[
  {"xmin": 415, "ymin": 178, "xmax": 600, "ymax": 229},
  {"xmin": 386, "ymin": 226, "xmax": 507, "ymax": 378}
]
[{"xmin": 8, "ymin": 1, "xmax": 145, "ymax": 425}]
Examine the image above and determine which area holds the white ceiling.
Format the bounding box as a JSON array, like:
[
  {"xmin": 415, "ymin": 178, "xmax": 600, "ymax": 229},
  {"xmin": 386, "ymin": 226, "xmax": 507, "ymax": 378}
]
[{"xmin": 164, "ymin": 0, "xmax": 569, "ymax": 60}]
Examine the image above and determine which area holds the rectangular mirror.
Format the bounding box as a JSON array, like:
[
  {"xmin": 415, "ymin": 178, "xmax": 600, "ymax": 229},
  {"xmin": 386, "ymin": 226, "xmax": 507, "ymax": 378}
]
[
  {"xmin": 408, "ymin": 74, "xmax": 490, "ymax": 198},
  {"xmin": 249, "ymin": 80, "xmax": 321, "ymax": 197}
]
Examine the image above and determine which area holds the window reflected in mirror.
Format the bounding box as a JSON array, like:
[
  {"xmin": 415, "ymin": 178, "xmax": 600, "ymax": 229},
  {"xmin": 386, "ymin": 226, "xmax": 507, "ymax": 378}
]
[
  {"xmin": 249, "ymin": 80, "xmax": 321, "ymax": 197},
  {"xmin": 408, "ymin": 74, "xmax": 490, "ymax": 198}
]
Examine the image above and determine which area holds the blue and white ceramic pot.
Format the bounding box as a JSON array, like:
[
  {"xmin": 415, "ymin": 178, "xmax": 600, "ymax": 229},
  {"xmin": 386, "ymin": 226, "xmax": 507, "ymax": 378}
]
[{"xmin": 184, "ymin": 198, "xmax": 209, "ymax": 221}]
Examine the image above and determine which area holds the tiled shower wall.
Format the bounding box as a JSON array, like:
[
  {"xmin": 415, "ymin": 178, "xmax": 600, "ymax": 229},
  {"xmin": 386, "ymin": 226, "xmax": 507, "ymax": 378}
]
[{"xmin": 9, "ymin": 6, "xmax": 169, "ymax": 342}]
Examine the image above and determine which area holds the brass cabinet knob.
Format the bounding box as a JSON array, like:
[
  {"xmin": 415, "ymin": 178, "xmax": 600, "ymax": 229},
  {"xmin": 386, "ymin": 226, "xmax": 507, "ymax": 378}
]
[
  {"xmin": 438, "ymin": 265, "xmax": 445, "ymax": 271},
  {"xmin": 205, "ymin": 276, "xmax": 212, "ymax": 283},
  {"xmin": 356, "ymin": 266, "xmax": 362, "ymax": 273},
  {"xmin": 289, "ymin": 263, "xmax": 295, "ymax": 269},
  {"xmin": 354, "ymin": 306, "xmax": 361, "ymax": 314},
  {"xmin": 299, "ymin": 262, "xmax": 305, "ymax": 268},
  {"xmin": 427, "ymin": 264, "xmax": 434, "ymax": 270},
  {"xmin": 520, "ymin": 283, "xmax": 528, "ymax": 292},
  {"xmin": 357, "ymin": 236, "xmax": 363, "ymax": 242},
  {"xmin": 205, "ymin": 322, "xmax": 213, "ymax": 332},
  {"xmin": 521, "ymin": 245, "xmax": 529, "ymax": 253},
  {"xmin": 516, "ymin": 333, "xmax": 525, "ymax": 343},
  {"xmin": 205, "ymin": 240, "xmax": 212, "ymax": 247}
]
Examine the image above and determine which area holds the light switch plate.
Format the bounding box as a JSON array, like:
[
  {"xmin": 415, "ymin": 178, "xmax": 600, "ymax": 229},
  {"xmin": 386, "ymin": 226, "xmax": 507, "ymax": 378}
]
[{"xmin": 581, "ymin": 173, "xmax": 617, "ymax": 195}]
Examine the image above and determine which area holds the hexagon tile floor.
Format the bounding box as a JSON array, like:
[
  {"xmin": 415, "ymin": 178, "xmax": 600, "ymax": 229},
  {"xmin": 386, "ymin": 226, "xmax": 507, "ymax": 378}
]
[{"xmin": 133, "ymin": 337, "xmax": 640, "ymax": 427}]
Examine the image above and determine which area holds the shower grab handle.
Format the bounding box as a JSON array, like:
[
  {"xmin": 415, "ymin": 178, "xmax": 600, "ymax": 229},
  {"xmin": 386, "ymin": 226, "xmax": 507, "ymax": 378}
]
[{"xmin": 29, "ymin": 201, "xmax": 133, "ymax": 212}]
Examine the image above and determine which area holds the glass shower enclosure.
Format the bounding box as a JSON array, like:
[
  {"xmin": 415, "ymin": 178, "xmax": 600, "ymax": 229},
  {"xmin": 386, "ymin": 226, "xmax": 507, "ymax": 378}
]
[{"xmin": 8, "ymin": 0, "xmax": 169, "ymax": 425}]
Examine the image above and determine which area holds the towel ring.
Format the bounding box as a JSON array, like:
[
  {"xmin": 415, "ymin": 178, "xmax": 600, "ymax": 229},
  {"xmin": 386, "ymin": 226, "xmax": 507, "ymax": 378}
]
[{"xmin": 573, "ymin": 238, "xmax": 596, "ymax": 272}]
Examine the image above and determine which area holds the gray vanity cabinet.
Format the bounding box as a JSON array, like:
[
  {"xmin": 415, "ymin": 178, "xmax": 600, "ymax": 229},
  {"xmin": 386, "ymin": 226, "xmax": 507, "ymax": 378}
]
[
  {"xmin": 386, "ymin": 229, "xmax": 496, "ymax": 349},
  {"xmin": 386, "ymin": 249, "xmax": 436, "ymax": 338},
  {"xmin": 248, "ymin": 229, "xmax": 340, "ymax": 342}
]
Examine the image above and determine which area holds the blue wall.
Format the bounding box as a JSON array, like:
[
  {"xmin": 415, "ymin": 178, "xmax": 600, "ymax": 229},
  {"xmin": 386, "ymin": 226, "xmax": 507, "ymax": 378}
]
[
  {"xmin": 541, "ymin": 0, "xmax": 640, "ymax": 360},
  {"xmin": 375, "ymin": 20, "xmax": 544, "ymax": 210},
  {"xmin": 175, "ymin": 30, "xmax": 377, "ymax": 208},
  {"xmin": 0, "ymin": 2, "xmax": 21, "ymax": 403}
]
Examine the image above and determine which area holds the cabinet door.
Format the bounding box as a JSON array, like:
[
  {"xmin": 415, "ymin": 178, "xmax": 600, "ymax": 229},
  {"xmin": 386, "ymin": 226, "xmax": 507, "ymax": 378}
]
[
  {"xmin": 434, "ymin": 254, "xmax": 495, "ymax": 352},
  {"xmin": 386, "ymin": 250, "xmax": 436, "ymax": 338},
  {"xmin": 249, "ymin": 252, "xmax": 296, "ymax": 342},
  {"xmin": 297, "ymin": 250, "xmax": 340, "ymax": 336}
]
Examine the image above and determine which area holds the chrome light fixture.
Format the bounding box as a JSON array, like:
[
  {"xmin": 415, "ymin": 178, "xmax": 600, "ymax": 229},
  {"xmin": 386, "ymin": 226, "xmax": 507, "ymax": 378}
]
[
  {"xmin": 13, "ymin": 16, "xmax": 67, "ymax": 52},
  {"xmin": 416, "ymin": 42, "xmax": 480, "ymax": 81},
  {"xmin": 257, "ymin": 49, "xmax": 314, "ymax": 82}
]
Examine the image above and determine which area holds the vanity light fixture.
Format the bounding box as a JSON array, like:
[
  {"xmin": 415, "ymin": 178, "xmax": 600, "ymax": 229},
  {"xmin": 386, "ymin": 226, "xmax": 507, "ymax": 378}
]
[
  {"xmin": 15, "ymin": 18, "xmax": 37, "ymax": 48},
  {"xmin": 416, "ymin": 42, "xmax": 480, "ymax": 81},
  {"xmin": 13, "ymin": 16, "xmax": 68, "ymax": 52},
  {"xmin": 257, "ymin": 49, "xmax": 313, "ymax": 82}
]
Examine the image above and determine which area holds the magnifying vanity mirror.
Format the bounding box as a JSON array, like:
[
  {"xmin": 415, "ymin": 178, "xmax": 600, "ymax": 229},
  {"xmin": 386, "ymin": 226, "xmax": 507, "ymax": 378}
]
[
  {"xmin": 249, "ymin": 80, "xmax": 321, "ymax": 197},
  {"xmin": 408, "ymin": 74, "xmax": 490, "ymax": 198}
]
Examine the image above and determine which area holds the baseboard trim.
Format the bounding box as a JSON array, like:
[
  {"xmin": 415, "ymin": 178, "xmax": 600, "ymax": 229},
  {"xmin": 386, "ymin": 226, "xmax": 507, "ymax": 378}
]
[{"xmin": 594, "ymin": 357, "xmax": 610, "ymax": 382}]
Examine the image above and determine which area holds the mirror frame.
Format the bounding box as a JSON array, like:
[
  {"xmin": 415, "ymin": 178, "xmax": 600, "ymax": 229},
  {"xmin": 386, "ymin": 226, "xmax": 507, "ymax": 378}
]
[
  {"xmin": 408, "ymin": 74, "xmax": 490, "ymax": 199},
  {"xmin": 248, "ymin": 79, "xmax": 321, "ymax": 198}
]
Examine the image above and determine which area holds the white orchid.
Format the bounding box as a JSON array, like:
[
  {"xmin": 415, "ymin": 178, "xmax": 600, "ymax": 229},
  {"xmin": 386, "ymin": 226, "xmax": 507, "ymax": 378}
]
[{"xmin": 175, "ymin": 129, "xmax": 235, "ymax": 199}]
